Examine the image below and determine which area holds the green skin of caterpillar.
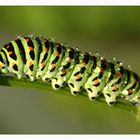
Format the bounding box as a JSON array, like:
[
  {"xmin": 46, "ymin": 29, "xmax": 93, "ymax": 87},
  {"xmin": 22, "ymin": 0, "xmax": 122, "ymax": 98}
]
[
  {"xmin": 21, "ymin": 37, "xmax": 39, "ymax": 81},
  {"xmin": 121, "ymin": 71, "xmax": 140, "ymax": 103},
  {"xmin": 102, "ymin": 63, "xmax": 127, "ymax": 105},
  {"xmin": 84, "ymin": 58, "xmax": 111, "ymax": 103},
  {"xmin": 67, "ymin": 52, "xmax": 93, "ymax": 95},
  {"xmin": 2, "ymin": 41, "xmax": 24, "ymax": 79},
  {"xmin": 51, "ymin": 47, "xmax": 77, "ymax": 90},
  {"xmin": 0, "ymin": 36, "xmax": 140, "ymax": 106},
  {"xmin": 41, "ymin": 41, "xmax": 65, "ymax": 81},
  {"xmin": 36, "ymin": 39, "xmax": 53, "ymax": 79}
]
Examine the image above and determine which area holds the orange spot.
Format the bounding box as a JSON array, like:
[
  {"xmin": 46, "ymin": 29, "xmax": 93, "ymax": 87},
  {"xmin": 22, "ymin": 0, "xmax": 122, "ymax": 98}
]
[
  {"xmin": 8, "ymin": 51, "xmax": 13, "ymax": 55},
  {"xmin": 0, "ymin": 63, "xmax": 3, "ymax": 69},
  {"xmin": 61, "ymin": 70, "xmax": 66, "ymax": 76},
  {"xmin": 25, "ymin": 38, "xmax": 30, "ymax": 42},
  {"xmin": 76, "ymin": 74, "xmax": 81, "ymax": 80},
  {"xmin": 29, "ymin": 61, "xmax": 33, "ymax": 66},
  {"xmin": 29, "ymin": 47, "xmax": 33, "ymax": 51},
  {"xmin": 100, "ymin": 67, "xmax": 104, "ymax": 73},
  {"xmin": 41, "ymin": 62, "xmax": 46, "ymax": 68},
  {"xmin": 68, "ymin": 57, "xmax": 72, "ymax": 62},
  {"xmin": 45, "ymin": 47, "xmax": 48, "ymax": 53},
  {"xmin": 56, "ymin": 51, "xmax": 60, "ymax": 56},
  {"xmin": 51, "ymin": 63, "xmax": 56, "ymax": 69},
  {"xmin": 56, "ymin": 43, "xmax": 60, "ymax": 47},
  {"xmin": 82, "ymin": 62, "xmax": 86, "ymax": 67},
  {"xmin": 12, "ymin": 62, "xmax": 15, "ymax": 66},
  {"xmin": 134, "ymin": 79, "xmax": 137, "ymax": 83},
  {"xmin": 128, "ymin": 89, "xmax": 133, "ymax": 95},
  {"xmin": 93, "ymin": 79, "xmax": 100, "ymax": 86},
  {"xmin": 112, "ymin": 85, "xmax": 118, "ymax": 91},
  {"xmin": 7, "ymin": 45, "xmax": 10, "ymax": 49},
  {"xmin": 61, "ymin": 68, "xmax": 66, "ymax": 74},
  {"xmin": 118, "ymin": 72, "xmax": 123, "ymax": 78}
]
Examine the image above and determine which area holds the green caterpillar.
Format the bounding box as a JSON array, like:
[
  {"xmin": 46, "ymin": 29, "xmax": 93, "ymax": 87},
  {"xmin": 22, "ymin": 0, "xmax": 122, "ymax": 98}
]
[{"xmin": 0, "ymin": 35, "xmax": 140, "ymax": 106}]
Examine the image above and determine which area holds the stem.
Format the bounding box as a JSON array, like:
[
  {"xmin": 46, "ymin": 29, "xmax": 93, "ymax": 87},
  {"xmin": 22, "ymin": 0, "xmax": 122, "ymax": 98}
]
[{"xmin": 0, "ymin": 75, "xmax": 139, "ymax": 119}]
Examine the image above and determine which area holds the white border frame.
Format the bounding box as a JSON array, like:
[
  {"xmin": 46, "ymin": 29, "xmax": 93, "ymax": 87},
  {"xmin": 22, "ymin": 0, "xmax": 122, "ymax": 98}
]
[{"xmin": 0, "ymin": 0, "xmax": 140, "ymax": 5}]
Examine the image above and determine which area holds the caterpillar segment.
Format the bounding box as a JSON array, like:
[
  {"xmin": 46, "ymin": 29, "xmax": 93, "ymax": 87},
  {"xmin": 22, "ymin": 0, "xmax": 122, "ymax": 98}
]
[
  {"xmin": 102, "ymin": 62, "xmax": 127, "ymax": 105},
  {"xmin": 0, "ymin": 35, "xmax": 140, "ymax": 106},
  {"xmin": 121, "ymin": 70, "xmax": 140, "ymax": 104},
  {"xmin": 67, "ymin": 52, "xmax": 93, "ymax": 95},
  {"xmin": 51, "ymin": 47, "xmax": 77, "ymax": 90},
  {"xmin": 41, "ymin": 41, "xmax": 66, "ymax": 81},
  {"xmin": 36, "ymin": 38, "xmax": 53, "ymax": 79},
  {"xmin": 84, "ymin": 57, "xmax": 111, "ymax": 102},
  {"xmin": 1, "ymin": 40, "xmax": 24, "ymax": 79}
]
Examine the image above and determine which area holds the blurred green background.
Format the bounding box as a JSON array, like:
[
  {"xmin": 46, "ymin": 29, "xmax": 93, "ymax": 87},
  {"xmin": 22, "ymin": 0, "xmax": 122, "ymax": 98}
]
[{"xmin": 0, "ymin": 6, "xmax": 140, "ymax": 134}]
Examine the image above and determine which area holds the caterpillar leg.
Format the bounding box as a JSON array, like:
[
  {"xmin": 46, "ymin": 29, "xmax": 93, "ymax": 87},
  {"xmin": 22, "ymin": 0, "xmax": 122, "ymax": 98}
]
[
  {"xmin": 52, "ymin": 77, "xmax": 66, "ymax": 90},
  {"xmin": 103, "ymin": 86, "xmax": 118, "ymax": 105}
]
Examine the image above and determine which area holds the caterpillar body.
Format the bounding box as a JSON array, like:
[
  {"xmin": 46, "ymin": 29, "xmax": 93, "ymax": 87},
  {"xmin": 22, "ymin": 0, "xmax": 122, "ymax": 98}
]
[{"xmin": 0, "ymin": 35, "xmax": 140, "ymax": 106}]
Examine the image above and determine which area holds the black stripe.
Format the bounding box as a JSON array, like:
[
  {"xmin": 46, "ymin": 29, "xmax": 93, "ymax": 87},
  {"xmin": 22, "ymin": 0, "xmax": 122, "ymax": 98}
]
[
  {"xmin": 80, "ymin": 67, "xmax": 86, "ymax": 74},
  {"xmin": 75, "ymin": 51, "xmax": 80, "ymax": 64},
  {"xmin": 129, "ymin": 73, "xmax": 139, "ymax": 90},
  {"xmin": 56, "ymin": 43, "xmax": 62, "ymax": 54},
  {"xmin": 1, "ymin": 49, "xmax": 9, "ymax": 66},
  {"xmin": 49, "ymin": 41, "xmax": 54, "ymax": 54},
  {"xmin": 83, "ymin": 53, "xmax": 90, "ymax": 64},
  {"xmin": 76, "ymin": 77, "xmax": 82, "ymax": 81},
  {"xmin": 116, "ymin": 77, "xmax": 122, "ymax": 84},
  {"xmin": 35, "ymin": 37, "xmax": 43, "ymax": 62},
  {"xmin": 15, "ymin": 39, "xmax": 27, "ymax": 64},
  {"xmin": 92, "ymin": 56, "xmax": 97, "ymax": 70},
  {"xmin": 98, "ymin": 59, "xmax": 107, "ymax": 79},
  {"xmin": 125, "ymin": 70, "xmax": 130, "ymax": 87},
  {"xmin": 41, "ymin": 53, "xmax": 48, "ymax": 64},
  {"xmin": 0, "ymin": 53, "xmax": 4, "ymax": 63},
  {"xmin": 101, "ymin": 59, "xmax": 107, "ymax": 70},
  {"xmin": 98, "ymin": 73, "xmax": 103, "ymax": 79},
  {"xmin": 5, "ymin": 43, "xmax": 17, "ymax": 60},
  {"xmin": 52, "ymin": 56, "xmax": 59, "ymax": 63},
  {"xmin": 29, "ymin": 64, "xmax": 34, "ymax": 71},
  {"xmin": 63, "ymin": 62, "xmax": 71, "ymax": 69},
  {"xmin": 69, "ymin": 48, "xmax": 75, "ymax": 59},
  {"xmin": 25, "ymin": 37, "xmax": 35, "ymax": 60},
  {"xmin": 74, "ymin": 71, "xmax": 80, "ymax": 76},
  {"xmin": 119, "ymin": 66, "xmax": 124, "ymax": 75},
  {"xmin": 13, "ymin": 64, "xmax": 18, "ymax": 71},
  {"xmin": 107, "ymin": 63, "xmax": 115, "ymax": 83}
]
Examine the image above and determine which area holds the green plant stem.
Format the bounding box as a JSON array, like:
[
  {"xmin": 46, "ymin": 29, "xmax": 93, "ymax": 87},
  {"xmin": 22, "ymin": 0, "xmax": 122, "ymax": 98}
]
[{"xmin": 0, "ymin": 75, "xmax": 139, "ymax": 118}]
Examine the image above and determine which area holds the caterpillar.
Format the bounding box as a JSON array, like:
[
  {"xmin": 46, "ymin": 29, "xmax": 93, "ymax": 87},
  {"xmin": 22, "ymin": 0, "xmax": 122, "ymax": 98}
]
[{"xmin": 0, "ymin": 35, "xmax": 140, "ymax": 106}]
